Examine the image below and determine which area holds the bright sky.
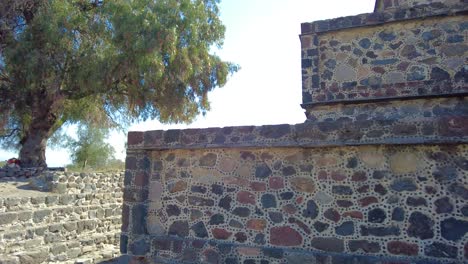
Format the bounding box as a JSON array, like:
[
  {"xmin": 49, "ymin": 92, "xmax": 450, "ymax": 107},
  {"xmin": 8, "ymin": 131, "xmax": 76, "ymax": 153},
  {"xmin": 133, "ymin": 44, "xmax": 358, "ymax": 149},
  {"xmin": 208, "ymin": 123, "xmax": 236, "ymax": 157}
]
[{"xmin": 1, "ymin": 0, "xmax": 375, "ymax": 166}]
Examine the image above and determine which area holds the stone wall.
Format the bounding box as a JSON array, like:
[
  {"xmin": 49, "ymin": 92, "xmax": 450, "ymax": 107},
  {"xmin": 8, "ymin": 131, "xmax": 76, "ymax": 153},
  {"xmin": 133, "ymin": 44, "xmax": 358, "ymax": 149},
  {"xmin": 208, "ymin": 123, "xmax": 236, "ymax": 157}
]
[
  {"xmin": 0, "ymin": 170, "xmax": 124, "ymax": 264},
  {"xmin": 120, "ymin": 0, "xmax": 467, "ymax": 263},
  {"xmin": 122, "ymin": 126, "xmax": 467, "ymax": 263}
]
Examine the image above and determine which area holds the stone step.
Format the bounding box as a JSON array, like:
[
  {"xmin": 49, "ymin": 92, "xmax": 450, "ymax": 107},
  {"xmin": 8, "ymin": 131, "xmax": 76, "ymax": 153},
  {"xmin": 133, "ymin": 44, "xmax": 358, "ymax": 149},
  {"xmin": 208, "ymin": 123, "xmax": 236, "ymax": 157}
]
[
  {"xmin": 0, "ymin": 192, "xmax": 122, "ymax": 213},
  {"xmin": 0, "ymin": 203, "xmax": 122, "ymax": 230}
]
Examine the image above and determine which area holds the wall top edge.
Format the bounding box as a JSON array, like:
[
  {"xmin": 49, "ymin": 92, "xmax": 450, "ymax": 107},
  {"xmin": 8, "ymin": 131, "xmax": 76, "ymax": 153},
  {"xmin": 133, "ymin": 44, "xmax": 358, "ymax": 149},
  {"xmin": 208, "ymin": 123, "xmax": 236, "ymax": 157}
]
[
  {"xmin": 300, "ymin": 4, "xmax": 467, "ymax": 35},
  {"xmin": 127, "ymin": 116, "xmax": 468, "ymax": 151}
]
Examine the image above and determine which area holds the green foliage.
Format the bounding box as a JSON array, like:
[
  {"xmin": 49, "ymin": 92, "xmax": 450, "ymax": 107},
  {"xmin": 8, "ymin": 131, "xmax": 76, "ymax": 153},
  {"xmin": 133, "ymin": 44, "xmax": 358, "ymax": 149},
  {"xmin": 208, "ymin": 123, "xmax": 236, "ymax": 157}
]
[
  {"xmin": 66, "ymin": 125, "xmax": 115, "ymax": 170},
  {"xmin": 0, "ymin": 0, "xmax": 237, "ymax": 165}
]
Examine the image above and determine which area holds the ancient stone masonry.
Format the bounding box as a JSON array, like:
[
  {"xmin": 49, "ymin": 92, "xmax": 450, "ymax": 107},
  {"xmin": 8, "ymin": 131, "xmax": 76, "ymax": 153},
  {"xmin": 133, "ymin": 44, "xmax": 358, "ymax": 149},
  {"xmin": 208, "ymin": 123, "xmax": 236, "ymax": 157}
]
[
  {"xmin": 0, "ymin": 170, "xmax": 124, "ymax": 263},
  {"xmin": 121, "ymin": 0, "xmax": 467, "ymax": 263}
]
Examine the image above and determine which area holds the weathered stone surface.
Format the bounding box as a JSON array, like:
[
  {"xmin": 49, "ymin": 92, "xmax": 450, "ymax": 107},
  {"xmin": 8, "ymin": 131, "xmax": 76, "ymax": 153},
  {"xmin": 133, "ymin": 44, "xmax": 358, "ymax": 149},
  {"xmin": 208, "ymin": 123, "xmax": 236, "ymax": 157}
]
[
  {"xmin": 261, "ymin": 194, "xmax": 277, "ymax": 208},
  {"xmin": 324, "ymin": 208, "xmax": 340, "ymax": 222},
  {"xmin": 168, "ymin": 180, "xmax": 187, "ymax": 193},
  {"xmin": 425, "ymin": 242, "xmax": 458, "ymax": 259},
  {"xmin": 270, "ymin": 226, "xmax": 302, "ymax": 246},
  {"xmin": 255, "ymin": 164, "xmax": 272, "ymax": 179},
  {"xmin": 199, "ymin": 153, "xmax": 217, "ymax": 167},
  {"xmin": 313, "ymin": 191, "xmax": 333, "ymax": 204},
  {"xmin": 232, "ymin": 207, "xmax": 250, "ymax": 217},
  {"xmin": 290, "ymin": 177, "xmax": 315, "ymax": 193}
]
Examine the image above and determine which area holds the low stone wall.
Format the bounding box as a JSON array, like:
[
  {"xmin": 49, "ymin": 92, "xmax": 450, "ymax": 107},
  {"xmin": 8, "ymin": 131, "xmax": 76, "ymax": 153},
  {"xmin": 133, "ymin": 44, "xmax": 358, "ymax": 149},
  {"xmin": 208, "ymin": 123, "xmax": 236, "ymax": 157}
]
[
  {"xmin": 0, "ymin": 170, "xmax": 124, "ymax": 264},
  {"xmin": 121, "ymin": 127, "xmax": 468, "ymax": 263}
]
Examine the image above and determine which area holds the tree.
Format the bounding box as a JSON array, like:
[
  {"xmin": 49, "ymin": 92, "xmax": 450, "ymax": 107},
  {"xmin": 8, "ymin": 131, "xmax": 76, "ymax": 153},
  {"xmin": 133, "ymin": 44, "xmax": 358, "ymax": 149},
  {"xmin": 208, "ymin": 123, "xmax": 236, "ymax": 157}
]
[
  {"xmin": 66, "ymin": 125, "xmax": 115, "ymax": 170},
  {"xmin": 0, "ymin": 0, "xmax": 237, "ymax": 168}
]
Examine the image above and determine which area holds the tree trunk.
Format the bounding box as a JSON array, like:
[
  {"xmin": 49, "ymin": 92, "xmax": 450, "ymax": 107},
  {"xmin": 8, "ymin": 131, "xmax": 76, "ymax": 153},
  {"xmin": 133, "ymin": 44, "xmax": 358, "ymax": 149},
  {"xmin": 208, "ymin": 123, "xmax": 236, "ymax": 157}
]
[{"xmin": 18, "ymin": 104, "xmax": 57, "ymax": 168}]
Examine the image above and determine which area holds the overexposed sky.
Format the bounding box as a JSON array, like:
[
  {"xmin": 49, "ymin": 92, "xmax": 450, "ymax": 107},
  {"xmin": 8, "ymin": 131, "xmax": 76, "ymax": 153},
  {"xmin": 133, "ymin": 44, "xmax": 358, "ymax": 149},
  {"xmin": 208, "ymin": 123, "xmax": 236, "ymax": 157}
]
[{"xmin": 1, "ymin": 0, "xmax": 375, "ymax": 166}]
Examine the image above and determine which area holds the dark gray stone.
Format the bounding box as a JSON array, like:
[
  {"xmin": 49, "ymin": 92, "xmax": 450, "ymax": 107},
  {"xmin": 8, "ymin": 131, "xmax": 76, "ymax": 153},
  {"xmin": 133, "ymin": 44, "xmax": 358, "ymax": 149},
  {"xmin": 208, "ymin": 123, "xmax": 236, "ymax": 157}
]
[
  {"xmin": 448, "ymin": 183, "xmax": 468, "ymax": 199},
  {"xmin": 430, "ymin": 67, "xmax": 450, "ymax": 81},
  {"xmin": 130, "ymin": 238, "xmax": 150, "ymax": 255},
  {"xmin": 229, "ymin": 219, "xmax": 244, "ymax": 228},
  {"xmin": 263, "ymin": 248, "xmax": 284, "ymax": 259},
  {"xmin": 302, "ymin": 200, "xmax": 319, "ymax": 219},
  {"xmin": 261, "ymin": 194, "xmax": 277, "ymax": 209},
  {"xmin": 425, "ymin": 242, "xmax": 458, "ymax": 259},
  {"xmin": 166, "ymin": 204, "xmax": 181, "ymax": 217},
  {"xmin": 391, "ymin": 207, "xmax": 405, "ymax": 222},
  {"xmin": 406, "ymin": 197, "xmax": 427, "ymax": 207},
  {"xmin": 269, "ymin": 212, "xmax": 284, "ymax": 223},
  {"xmin": 390, "ymin": 178, "xmax": 417, "ymax": 192},
  {"xmin": 407, "ymin": 66, "xmax": 426, "ymax": 81},
  {"xmin": 408, "ymin": 212, "xmax": 434, "ymax": 240},
  {"xmin": 360, "ymin": 226, "xmax": 400, "ymax": 236},
  {"xmin": 255, "ymin": 164, "xmax": 272, "ymax": 179},
  {"xmin": 378, "ymin": 31, "xmax": 396, "ymax": 41},
  {"xmin": 335, "ymin": 221, "xmax": 354, "ymax": 236},
  {"xmin": 441, "ymin": 217, "xmax": 468, "ymax": 241},
  {"xmin": 358, "ymin": 38, "xmax": 371, "ymax": 49},
  {"xmin": 219, "ymin": 196, "xmax": 232, "ymax": 211},
  {"xmin": 434, "ymin": 197, "xmax": 453, "ymax": 214},
  {"xmin": 368, "ymin": 208, "xmax": 386, "ymax": 223},
  {"xmin": 191, "ymin": 221, "xmax": 208, "ymax": 238},
  {"xmin": 313, "ymin": 221, "xmax": 329, "ymax": 232},
  {"xmin": 332, "ymin": 185, "xmax": 353, "ymax": 195},
  {"xmin": 169, "ymin": 220, "xmax": 189, "ymax": 237},
  {"xmin": 233, "ymin": 207, "xmax": 250, "ymax": 217},
  {"xmin": 211, "ymin": 184, "xmax": 223, "ymax": 195},
  {"xmin": 209, "ymin": 214, "xmax": 225, "ymax": 225},
  {"xmin": 280, "ymin": 192, "xmax": 294, "ymax": 200},
  {"xmin": 310, "ymin": 237, "xmax": 344, "ymax": 253},
  {"xmin": 433, "ymin": 166, "xmax": 458, "ymax": 183}
]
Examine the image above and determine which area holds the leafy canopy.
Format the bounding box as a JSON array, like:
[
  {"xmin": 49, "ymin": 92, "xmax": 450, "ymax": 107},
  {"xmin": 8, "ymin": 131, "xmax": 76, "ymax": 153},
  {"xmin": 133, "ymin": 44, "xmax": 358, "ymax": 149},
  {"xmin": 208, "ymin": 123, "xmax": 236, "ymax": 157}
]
[{"xmin": 0, "ymin": 0, "xmax": 237, "ymax": 150}]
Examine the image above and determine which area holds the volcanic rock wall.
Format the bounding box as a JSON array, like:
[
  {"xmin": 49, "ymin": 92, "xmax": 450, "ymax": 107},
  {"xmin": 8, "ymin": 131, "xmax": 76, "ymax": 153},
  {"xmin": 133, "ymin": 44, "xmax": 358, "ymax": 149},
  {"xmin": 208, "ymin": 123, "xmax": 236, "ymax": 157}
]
[{"xmin": 121, "ymin": 0, "xmax": 467, "ymax": 263}]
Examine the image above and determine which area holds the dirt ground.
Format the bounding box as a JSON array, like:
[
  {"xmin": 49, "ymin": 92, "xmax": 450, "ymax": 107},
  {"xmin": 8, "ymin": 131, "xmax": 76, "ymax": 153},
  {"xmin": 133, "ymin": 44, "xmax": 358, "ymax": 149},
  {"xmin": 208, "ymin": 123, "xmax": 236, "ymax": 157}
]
[{"xmin": 0, "ymin": 177, "xmax": 49, "ymax": 198}]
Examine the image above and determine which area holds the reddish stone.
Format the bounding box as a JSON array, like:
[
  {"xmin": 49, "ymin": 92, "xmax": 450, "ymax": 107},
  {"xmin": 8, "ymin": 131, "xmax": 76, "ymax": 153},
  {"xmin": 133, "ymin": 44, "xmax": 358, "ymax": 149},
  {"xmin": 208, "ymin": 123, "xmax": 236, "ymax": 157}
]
[
  {"xmin": 282, "ymin": 204, "xmax": 298, "ymax": 214},
  {"xmin": 127, "ymin": 132, "xmax": 144, "ymax": 146},
  {"xmin": 352, "ymin": 171, "xmax": 367, "ymax": 182},
  {"xmin": 331, "ymin": 171, "xmax": 346, "ymax": 181},
  {"xmin": 387, "ymin": 241, "xmax": 419, "ymax": 256},
  {"xmin": 359, "ymin": 196, "xmax": 378, "ymax": 207},
  {"xmin": 357, "ymin": 185, "xmax": 369, "ymax": 193},
  {"xmin": 296, "ymin": 196, "xmax": 304, "ymax": 204},
  {"xmin": 168, "ymin": 180, "xmax": 187, "ymax": 193},
  {"xmin": 289, "ymin": 217, "xmax": 311, "ymax": 234},
  {"xmin": 126, "ymin": 156, "xmax": 137, "ymax": 170},
  {"xmin": 336, "ymin": 200, "xmax": 353, "ymax": 208},
  {"xmin": 318, "ymin": 171, "xmax": 328, "ymax": 181},
  {"xmin": 269, "ymin": 177, "xmax": 284, "ymax": 189},
  {"xmin": 134, "ymin": 171, "xmax": 149, "ymax": 187},
  {"xmin": 235, "ymin": 232, "xmax": 247, "ymax": 243},
  {"xmin": 324, "ymin": 208, "xmax": 341, "ymax": 223},
  {"xmin": 250, "ymin": 182, "xmax": 267, "ymax": 192},
  {"xmin": 236, "ymin": 191, "xmax": 256, "ymax": 205},
  {"xmin": 343, "ymin": 211, "xmax": 363, "ymax": 219},
  {"xmin": 212, "ymin": 228, "xmax": 232, "ymax": 240},
  {"xmin": 372, "ymin": 67, "xmax": 386, "ymax": 74},
  {"xmin": 247, "ymin": 219, "xmax": 267, "ymax": 231},
  {"xmin": 270, "ymin": 226, "xmax": 303, "ymax": 246}
]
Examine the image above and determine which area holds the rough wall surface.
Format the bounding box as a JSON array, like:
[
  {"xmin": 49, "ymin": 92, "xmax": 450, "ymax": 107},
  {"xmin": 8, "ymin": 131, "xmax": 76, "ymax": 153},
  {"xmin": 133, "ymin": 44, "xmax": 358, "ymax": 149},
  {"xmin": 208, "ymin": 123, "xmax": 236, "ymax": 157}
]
[
  {"xmin": 121, "ymin": 0, "xmax": 467, "ymax": 263},
  {"xmin": 0, "ymin": 170, "xmax": 124, "ymax": 264}
]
